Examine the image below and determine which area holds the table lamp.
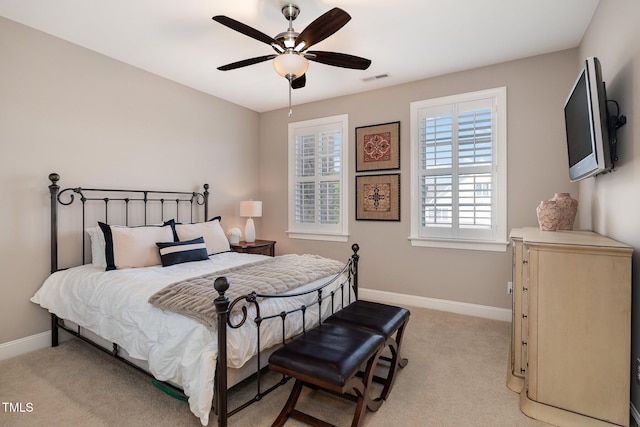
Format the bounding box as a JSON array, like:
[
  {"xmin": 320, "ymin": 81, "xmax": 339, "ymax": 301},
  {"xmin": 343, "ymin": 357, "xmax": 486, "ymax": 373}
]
[{"xmin": 239, "ymin": 200, "xmax": 262, "ymax": 243}]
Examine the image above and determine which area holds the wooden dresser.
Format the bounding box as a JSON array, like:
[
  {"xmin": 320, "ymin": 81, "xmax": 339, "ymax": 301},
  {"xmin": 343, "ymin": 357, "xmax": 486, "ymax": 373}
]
[{"xmin": 508, "ymin": 227, "xmax": 632, "ymax": 427}]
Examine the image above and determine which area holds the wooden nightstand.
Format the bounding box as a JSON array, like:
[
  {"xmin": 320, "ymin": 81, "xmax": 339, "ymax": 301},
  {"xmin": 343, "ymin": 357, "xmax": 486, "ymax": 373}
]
[{"xmin": 230, "ymin": 240, "xmax": 276, "ymax": 257}]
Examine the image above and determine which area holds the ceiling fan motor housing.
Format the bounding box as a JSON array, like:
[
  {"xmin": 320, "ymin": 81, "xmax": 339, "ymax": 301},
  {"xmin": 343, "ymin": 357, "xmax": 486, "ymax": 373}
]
[
  {"xmin": 281, "ymin": 4, "xmax": 300, "ymax": 22},
  {"xmin": 274, "ymin": 31, "xmax": 299, "ymax": 49}
]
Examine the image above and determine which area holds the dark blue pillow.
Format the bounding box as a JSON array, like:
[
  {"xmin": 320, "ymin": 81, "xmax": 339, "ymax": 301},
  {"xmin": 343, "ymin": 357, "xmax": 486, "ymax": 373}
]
[{"xmin": 156, "ymin": 236, "xmax": 209, "ymax": 267}]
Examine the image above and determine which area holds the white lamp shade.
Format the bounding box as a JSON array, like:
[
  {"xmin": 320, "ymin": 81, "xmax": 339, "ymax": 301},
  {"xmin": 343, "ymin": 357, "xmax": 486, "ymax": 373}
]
[
  {"xmin": 273, "ymin": 52, "xmax": 309, "ymax": 79},
  {"xmin": 240, "ymin": 200, "xmax": 262, "ymax": 218}
]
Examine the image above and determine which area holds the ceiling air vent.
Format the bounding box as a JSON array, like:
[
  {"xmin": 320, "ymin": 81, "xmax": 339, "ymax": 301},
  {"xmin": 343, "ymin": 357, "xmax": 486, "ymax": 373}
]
[{"xmin": 362, "ymin": 73, "xmax": 390, "ymax": 82}]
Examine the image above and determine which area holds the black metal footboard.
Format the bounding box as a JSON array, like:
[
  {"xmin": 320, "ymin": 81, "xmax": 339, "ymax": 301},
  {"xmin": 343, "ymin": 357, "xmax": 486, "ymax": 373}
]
[{"xmin": 212, "ymin": 243, "xmax": 360, "ymax": 427}]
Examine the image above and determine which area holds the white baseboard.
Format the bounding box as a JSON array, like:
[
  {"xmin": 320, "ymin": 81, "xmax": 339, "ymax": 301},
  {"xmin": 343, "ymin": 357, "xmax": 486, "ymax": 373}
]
[
  {"xmin": 0, "ymin": 331, "xmax": 51, "ymax": 361},
  {"xmin": 359, "ymin": 287, "xmax": 512, "ymax": 322}
]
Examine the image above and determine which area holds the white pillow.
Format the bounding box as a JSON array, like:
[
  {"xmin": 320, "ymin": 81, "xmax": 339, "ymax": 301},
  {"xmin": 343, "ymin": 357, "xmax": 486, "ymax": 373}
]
[
  {"xmin": 98, "ymin": 222, "xmax": 175, "ymax": 270},
  {"xmin": 86, "ymin": 227, "xmax": 107, "ymax": 268},
  {"xmin": 175, "ymin": 217, "xmax": 230, "ymax": 255}
]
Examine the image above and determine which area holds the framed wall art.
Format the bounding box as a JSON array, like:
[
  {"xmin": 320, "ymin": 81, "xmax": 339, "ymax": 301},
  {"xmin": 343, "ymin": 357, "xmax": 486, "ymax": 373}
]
[
  {"xmin": 356, "ymin": 174, "xmax": 400, "ymax": 221},
  {"xmin": 355, "ymin": 121, "xmax": 400, "ymax": 172}
]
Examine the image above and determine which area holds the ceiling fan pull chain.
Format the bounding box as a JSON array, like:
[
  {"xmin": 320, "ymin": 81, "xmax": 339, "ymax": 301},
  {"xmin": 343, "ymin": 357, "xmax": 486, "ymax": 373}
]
[{"xmin": 288, "ymin": 80, "xmax": 293, "ymax": 117}]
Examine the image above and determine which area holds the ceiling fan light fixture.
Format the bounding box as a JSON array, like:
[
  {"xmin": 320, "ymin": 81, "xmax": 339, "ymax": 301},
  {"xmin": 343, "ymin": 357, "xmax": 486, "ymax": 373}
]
[{"xmin": 273, "ymin": 52, "xmax": 309, "ymax": 80}]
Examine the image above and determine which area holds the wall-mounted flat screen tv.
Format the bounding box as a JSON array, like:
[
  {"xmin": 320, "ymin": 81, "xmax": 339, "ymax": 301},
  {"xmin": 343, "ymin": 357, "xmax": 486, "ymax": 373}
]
[{"xmin": 563, "ymin": 57, "xmax": 612, "ymax": 182}]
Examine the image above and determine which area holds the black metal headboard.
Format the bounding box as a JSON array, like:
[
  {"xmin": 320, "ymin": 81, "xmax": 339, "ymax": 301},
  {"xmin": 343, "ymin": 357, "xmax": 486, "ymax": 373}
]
[{"xmin": 48, "ymin": 173, "xmax": 209, "ymax": 272}]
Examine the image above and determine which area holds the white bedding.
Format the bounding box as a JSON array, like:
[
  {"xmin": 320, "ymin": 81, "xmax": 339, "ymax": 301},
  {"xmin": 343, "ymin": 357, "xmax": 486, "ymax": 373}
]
[{"xmin": 31, "ymin": 252, "xmax": 351, "ymax": 425}]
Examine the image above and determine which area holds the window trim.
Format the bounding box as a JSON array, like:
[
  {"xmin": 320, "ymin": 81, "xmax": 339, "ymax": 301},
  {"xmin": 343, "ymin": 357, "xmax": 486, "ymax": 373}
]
[
  {"xmin": 286, "ymin": 114, "xmax": 349, "ymax": 242},
  {"xmin": 409, "ymin": 87, "xmax": 508, "ymax": 252}
]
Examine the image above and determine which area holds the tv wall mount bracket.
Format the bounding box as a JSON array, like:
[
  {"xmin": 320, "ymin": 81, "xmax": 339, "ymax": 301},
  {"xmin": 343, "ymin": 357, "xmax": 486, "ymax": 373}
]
[{"xmin": 607, "ymin": 99, "xmax": 626, "ymax": 164}]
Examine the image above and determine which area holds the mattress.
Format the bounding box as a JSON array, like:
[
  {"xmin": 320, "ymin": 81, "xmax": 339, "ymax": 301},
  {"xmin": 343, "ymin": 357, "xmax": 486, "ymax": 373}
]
[{"xmin": 31, "ymin": 252, "xmax": 351, "ymax": 425}]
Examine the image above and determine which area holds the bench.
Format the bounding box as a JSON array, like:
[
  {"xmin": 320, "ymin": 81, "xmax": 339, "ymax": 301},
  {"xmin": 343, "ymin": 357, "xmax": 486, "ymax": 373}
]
[
  {"xmin": 324, "ymin": 300, "xmax": 410, "ymax": 401},
  {"xmin": 268, "ymin": 301, "xmax": 410, "ymax": 427},
  {"xmin": 269, "ymin": 323, "xmax": 385, "ymax": 427}
]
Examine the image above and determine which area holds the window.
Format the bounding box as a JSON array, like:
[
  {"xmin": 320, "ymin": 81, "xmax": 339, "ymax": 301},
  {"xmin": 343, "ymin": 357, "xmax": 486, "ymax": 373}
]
[
  {"xmin": 287, "ymin": 114, "xmax": 348, "ymax": 242},
  {"xmin": 410, "ymin": 87, "xmax": 507, "ymax": 251}
]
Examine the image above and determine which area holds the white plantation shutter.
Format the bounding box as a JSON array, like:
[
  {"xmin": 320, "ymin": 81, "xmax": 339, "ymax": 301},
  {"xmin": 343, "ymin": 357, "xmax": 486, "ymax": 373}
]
[
  {"xmin": 420, "ymin": 107, "xmax": 454, "ymax": 228},
  {"xmin": 288, "ymin": 115, "xmax": 348, "ymax": 241},
  {"xmin": 411, "ymin": 88, "xmax": 507, "ymax": 251},
  {"xmin": 317, "ymin": 130, "xmax": 342, "ymax": 224},
  {"xmin": 294, "ymin": 134, "xmax": 316, "ymax": 224},
  {"xmin": 457, "ymin": 104, "xmax": 493, "ymax": 231}
]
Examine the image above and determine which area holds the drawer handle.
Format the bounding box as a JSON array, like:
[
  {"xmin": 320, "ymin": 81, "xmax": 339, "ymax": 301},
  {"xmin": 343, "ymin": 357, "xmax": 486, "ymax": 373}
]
[
  {"xmin": 522, "ymin": 314, "xmax": 527, "ymax": 319},
  {"xmin": 521, "ymin": 340, "xmax": 527, "ymax": 346},
  {"xmin": 522, "ymin": 260, "xmax": 528, "ymax": 264}
]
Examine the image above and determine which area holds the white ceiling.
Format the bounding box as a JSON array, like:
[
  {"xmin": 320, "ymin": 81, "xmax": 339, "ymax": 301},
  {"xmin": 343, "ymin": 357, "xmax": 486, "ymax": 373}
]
[{"xmin": 0, "ymin": 0, "xmax": 599, "ymax": 113}]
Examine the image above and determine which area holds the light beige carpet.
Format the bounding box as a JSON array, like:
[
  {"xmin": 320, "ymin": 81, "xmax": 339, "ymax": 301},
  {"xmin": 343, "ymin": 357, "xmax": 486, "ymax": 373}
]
[{"xmin": 0, "ymin": 306, "xmax": 552, "ymax": 426}]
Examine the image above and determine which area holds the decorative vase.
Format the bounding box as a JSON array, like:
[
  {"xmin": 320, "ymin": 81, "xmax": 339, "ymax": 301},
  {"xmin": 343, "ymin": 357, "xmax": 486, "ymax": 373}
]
[
  {"xmin": 227, "ymin": 227, "xmax": 241, "ymax": 245},
  {"xmin": 536, "ymin": 200, "xmax": 559, "ymax": 231},
  {"xmin": 551, "ymin": 193, "xmax": 578, "ymax": 230}
]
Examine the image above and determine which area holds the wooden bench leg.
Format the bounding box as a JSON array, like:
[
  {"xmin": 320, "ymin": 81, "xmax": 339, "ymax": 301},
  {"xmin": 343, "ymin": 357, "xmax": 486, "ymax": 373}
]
[
  {"xmin": 377, "ymin": 321, "xmax": 408, "ymax": 401},
  {"xmin": 271, "ymin": 380, "xmax": 304, "ymax": 427},
  {"xmin": 355, "ymin": 346, "xmax": 384, "ymax": 416}
]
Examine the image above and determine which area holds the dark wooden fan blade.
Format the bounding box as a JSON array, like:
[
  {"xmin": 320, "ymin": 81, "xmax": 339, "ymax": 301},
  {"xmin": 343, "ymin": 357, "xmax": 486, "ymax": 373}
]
[
  {"xmin": 217, "ymin": 55, "xmax": 275, "ymax": 71},
  {"xmin": 306, "ymin": 51, "xmax": 371, "ymax": 70},
  {"xmin": 295, "ymin": 8, "xmax": 351, "ymax": 50},
  {"xmin": 292, "ymin": 74, "xmax": 306, "ymax": 89},
  {"xmin": 213, "ymin": 15, "xmax": 284, "ymax": 50}
]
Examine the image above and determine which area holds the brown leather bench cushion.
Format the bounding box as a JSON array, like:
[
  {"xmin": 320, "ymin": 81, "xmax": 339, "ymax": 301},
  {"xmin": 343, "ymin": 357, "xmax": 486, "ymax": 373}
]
[
  {"xmin": 325, "ymin": 300, "xmax": 410, "ymax": 338},
  {"xmin": 269, "ymin": 323, "xmax": 385, "ymax": 389}
]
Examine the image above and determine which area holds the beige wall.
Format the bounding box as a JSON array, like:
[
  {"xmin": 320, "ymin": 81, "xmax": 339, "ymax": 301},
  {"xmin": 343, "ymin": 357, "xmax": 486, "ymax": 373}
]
[
  {"xmin": 0, "ymin": 17, "xmax": 260, "ymax": 344},
  {"xmin": 576, "ymin": 0, "xmax": 640, "ymax": 412},
  {"xmin": 259, "ymin": 50, "xmax": 579, "ymax": 309}
]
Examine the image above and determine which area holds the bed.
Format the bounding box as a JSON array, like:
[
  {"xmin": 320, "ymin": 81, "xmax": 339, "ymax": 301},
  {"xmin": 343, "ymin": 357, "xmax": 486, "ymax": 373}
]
[{"xmin": 31, "ymin": 173, "xmax": 360, "ymax": 426}]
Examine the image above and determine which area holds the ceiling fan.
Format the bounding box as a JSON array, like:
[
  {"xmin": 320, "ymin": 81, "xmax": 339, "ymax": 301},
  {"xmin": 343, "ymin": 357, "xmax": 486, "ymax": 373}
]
[{"xmin": 212, "ymin": 3, "xmax": 372, "ymax": 114}]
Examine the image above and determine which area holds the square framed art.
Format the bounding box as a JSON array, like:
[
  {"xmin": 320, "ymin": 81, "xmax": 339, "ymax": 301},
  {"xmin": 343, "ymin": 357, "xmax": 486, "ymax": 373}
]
[
  {"xmin": 355, "ymin": 174, "xmax": 400, "ymax": 221},
  {"xmin": 355, "ymin": 121, "xmax": 400, "ymax": 172}
]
